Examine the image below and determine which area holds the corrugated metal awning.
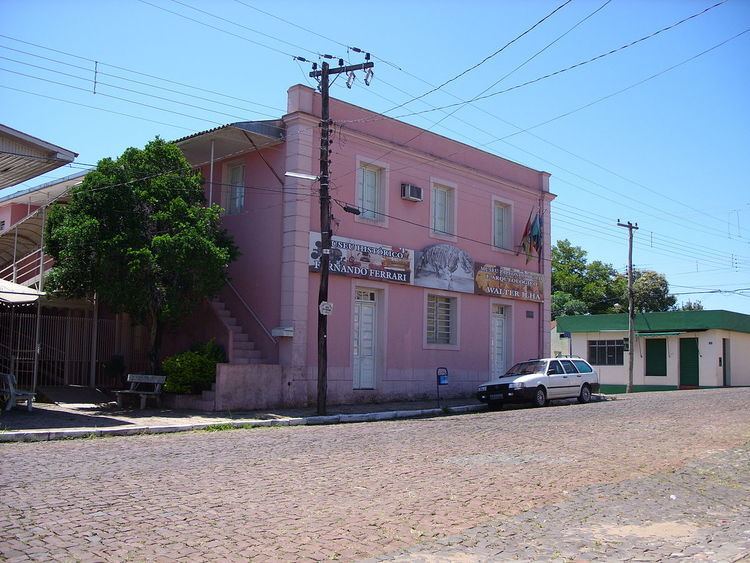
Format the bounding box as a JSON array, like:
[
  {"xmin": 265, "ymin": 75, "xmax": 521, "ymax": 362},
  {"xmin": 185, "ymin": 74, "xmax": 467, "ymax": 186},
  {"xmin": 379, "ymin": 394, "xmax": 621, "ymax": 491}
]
[{"xmin": 0, "ymin": 278, "xmax": 44, "ymax": 304}]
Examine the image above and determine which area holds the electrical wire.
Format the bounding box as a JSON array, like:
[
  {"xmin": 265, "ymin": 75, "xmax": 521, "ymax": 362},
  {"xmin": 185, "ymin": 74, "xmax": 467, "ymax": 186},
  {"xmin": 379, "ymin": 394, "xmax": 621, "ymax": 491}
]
[{"xmin": 381, "ymin": 0, "xmax": 574, "ymax": 114}]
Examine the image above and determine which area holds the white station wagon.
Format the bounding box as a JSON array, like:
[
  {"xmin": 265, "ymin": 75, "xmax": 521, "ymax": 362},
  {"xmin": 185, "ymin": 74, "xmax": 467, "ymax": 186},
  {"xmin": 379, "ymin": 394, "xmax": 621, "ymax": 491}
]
[{"xmin": 477, "ymin": 357, "xmax": 600, "ymax": 409}]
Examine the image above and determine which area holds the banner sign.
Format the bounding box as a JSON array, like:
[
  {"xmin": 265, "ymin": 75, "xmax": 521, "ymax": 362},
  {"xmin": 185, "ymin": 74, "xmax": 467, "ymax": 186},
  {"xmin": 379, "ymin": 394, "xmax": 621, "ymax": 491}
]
[
  {"xmin": 413, "ymin": 243, "xmax": 476, "ymax": 294},
  {"xmin": 309, "ymin": 233, "xmax": 413, "ymax": 284},
  {"xmin": 309, "ymin": 234, "xmax": 543, "ymax": 302},
  {"xmin": 474, "ymin": 263, "xmax": 544, "ymax": 302}
]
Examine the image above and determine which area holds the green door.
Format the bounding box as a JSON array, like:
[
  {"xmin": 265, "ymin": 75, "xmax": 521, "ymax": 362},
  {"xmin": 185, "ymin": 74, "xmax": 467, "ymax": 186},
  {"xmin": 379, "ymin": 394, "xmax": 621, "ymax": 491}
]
[{"xmin": 679, "ymin": 338, "xmax": 699, "ymax": 387}]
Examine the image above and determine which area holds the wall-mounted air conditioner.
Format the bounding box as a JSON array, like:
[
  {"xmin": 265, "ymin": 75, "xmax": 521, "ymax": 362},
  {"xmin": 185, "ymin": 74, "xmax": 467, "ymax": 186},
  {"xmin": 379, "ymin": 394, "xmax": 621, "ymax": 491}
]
[{"xmin": 400, "ymin": 183, "xmax": 423, "ymax": 202}]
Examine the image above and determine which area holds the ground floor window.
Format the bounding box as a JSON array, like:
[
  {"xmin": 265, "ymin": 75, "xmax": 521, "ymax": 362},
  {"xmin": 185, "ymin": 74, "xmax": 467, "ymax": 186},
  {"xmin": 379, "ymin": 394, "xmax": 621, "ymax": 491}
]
[
  {"xmin": 645, "ymin": 338, "xmax": 667, "ymax": 376},
  {"xmin": 426, "ymin": 294, "xmax": 457, "ymax": 346},
  {"xmin": 587, "ymin": 339, "xmax": 624, "ymax": 366}
]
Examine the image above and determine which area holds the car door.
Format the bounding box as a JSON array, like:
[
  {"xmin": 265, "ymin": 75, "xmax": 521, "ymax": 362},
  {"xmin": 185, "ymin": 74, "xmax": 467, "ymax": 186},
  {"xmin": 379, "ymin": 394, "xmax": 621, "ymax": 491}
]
[
  {"xmin": 546, "ymin": 360, "xmax": 565, "ymax": 398},
  {"xmin": 559, "ymin": 359, "xmax": 581, "ymax": 399}
]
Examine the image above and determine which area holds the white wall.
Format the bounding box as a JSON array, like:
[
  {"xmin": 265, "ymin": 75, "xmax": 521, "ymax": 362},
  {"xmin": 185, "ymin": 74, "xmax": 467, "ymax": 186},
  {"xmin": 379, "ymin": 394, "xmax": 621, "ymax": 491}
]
[
  {"xmin": 728, "ymin": 331, "xmax": 750, "ymax": 386},
  {"xmin": 568, "ymin": 330, "xmax": 749, "ymax": 388}
]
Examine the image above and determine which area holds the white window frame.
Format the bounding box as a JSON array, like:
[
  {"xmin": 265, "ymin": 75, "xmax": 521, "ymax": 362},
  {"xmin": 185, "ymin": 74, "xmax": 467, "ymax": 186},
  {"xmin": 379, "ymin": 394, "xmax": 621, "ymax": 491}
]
[
  {"xmin": 222, "ymin": 162, "xmax": 245, "ymax": 215},
  {"xmin": 492, "ymin": 197, "xmax": 513, "ymax": 251},
  {"xmin": 355, "ymin": 157, "xmax": 389, "ymax": 227},
  {"xmin": 430, "ymin": 179, "xmax": 457, "ymax": 240},
  {"xmin": 424, "ymin": 290, "xmax": 460, "ymax": 350}
]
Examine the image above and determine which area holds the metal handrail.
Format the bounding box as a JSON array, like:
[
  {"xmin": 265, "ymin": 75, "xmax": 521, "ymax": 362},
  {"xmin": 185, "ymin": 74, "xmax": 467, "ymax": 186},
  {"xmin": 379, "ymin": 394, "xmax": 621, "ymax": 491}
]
[{"xmin": 224, "ymin": 280, "xmax": 278, "ymax": 345}]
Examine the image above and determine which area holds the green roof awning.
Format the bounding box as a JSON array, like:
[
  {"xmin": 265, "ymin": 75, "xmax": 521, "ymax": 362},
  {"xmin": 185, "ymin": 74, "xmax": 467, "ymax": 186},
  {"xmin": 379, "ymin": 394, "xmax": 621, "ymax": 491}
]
[
  {"xmin": 557, "ymin": 310, "xmax": 750, "ymax": 335},
  {"xmin": 636, "ymin": 331, "xmax": 683, "ymax": 337}
]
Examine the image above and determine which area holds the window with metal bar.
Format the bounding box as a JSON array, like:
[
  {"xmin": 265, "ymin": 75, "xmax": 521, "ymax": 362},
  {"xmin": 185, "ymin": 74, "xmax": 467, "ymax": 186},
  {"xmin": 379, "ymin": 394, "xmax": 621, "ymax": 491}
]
[{"xmin": 427, "ymin": 294, "xmax": 456, "ymax": 345}]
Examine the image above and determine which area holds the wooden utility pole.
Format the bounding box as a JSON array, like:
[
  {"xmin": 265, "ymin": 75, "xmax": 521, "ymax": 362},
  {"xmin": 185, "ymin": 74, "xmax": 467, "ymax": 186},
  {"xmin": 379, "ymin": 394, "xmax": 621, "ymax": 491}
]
[
  {"xmin": 617, "ymin": 220, "xmax": 639, "ymax": 393},
  {"xmin": 310, "ymin": 58, "xmax": 374, "ymax": 416}
]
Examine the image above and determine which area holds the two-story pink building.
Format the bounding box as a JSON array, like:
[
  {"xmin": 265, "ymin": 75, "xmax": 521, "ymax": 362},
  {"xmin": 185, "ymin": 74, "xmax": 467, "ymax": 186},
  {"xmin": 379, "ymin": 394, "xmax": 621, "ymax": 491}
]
[{"xmin": 169, "ymin": 84, "xmax": 554, "ymax": 410}]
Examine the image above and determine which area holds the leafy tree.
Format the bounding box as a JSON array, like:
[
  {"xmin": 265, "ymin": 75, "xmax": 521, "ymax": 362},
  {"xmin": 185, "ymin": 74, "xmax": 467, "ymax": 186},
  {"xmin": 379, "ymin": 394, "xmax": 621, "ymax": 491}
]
[
  {"xmin": 552, "ymin": 240, "xmax": 624, "ymax": 317},
  {"xmin": 45, "ymin": 137, "xmax": 238, "ymax": 372},
  {"xmin": 552, "ymin": 291, "xmax": 588, "ymax": 318},
  {"xmin": 631, "ymin": 270, "xmax": 676, "ymax": 313},
  {"xmin": 679, "ymin": 299, "xmax": 704, "ymax": 311},
  {"xmin": 551, "ymin": 240, "xmax": 676, "ymax": 317}
]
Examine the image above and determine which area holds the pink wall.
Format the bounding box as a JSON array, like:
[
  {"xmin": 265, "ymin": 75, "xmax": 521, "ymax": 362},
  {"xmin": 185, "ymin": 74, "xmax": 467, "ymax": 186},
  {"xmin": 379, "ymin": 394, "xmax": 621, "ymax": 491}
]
[
  {"xmin": 174, "ymin": 84, "xmax": 553, "ymax": 407},
  {"xmin": 289, "ymin": 85, "xmax": 552, "ymax": 401},
  {"xmin": 0, "ymin": 203, "xmax": 40, "ymax": 233},
  {"xmin": 195, "ymin": 147, "xmax": 287, "ymax": 363}
]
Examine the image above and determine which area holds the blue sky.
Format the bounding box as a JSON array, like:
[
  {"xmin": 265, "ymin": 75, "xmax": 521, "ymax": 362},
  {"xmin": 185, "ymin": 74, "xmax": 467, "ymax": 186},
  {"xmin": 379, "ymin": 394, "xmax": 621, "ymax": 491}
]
[{"xmin": 2, "ymin": 0, "xmax": 749, "ymax": 312}]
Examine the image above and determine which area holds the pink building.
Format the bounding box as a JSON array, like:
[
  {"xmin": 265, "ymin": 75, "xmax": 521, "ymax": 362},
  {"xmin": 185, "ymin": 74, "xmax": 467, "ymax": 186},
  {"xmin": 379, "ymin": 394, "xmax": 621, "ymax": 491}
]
[{"xmin": 169, "ymin": 84, "xmax": 554, "ymax": 410}]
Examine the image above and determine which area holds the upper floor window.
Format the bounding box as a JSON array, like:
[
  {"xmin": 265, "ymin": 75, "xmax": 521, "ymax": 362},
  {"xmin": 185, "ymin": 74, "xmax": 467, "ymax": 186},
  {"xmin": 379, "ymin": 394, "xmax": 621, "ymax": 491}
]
[
  {"xmin": 431, "ymin": 183, "xmax": 455, "ymax": 237},
  {"xmin": 223, "ymin": 164, "xmax": 245, "ymax": 215},
  {"xmin": 357, "ymin": 163, "xmax": 385, "ymax": 222},
  {"xmin": 493, "ymin": 201, "xmax": 511, "ymax": 249},
  {"xmin": 0, "ymin": 220, "xmax": 5, "ymax": 233}
]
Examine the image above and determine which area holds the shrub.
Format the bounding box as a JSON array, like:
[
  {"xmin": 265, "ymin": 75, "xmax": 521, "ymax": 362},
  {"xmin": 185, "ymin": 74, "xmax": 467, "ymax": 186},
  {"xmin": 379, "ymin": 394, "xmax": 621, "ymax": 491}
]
[{"xmin": 162, "ymin": 339, "xmax": 226, "ymax": 394}]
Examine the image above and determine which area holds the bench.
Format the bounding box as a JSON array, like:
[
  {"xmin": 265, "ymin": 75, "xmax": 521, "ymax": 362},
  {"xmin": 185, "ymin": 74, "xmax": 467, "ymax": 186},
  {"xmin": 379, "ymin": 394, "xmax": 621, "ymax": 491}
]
[
  {"xmin": 115, "ymin": 374, "xmax": 166, "ymax": 410},
  {"xmin": 1, "ymin": 372, "xmax": 34, "ymax": 412}
]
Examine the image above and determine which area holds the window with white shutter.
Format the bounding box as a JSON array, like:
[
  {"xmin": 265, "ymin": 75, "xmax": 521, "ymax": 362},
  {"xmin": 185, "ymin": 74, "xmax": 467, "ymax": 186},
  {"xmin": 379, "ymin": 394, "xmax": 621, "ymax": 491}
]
[{"xmin": 431, "ymin": 184, "xmax": 455, "ymax": 236}]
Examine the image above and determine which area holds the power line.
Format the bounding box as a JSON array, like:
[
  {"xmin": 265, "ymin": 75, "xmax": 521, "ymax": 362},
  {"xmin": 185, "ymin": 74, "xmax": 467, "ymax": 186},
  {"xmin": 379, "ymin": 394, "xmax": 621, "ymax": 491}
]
[
  {"xmin": 135, "ymin": 0, "xmax": 298, "ymax": 58},
  {"xmin": 0, "ymin": 45, "xmax": 282, "ymax": 119},
  {"xmin": 382, "ymin": 0, "xmax": 574, "ymax": 114},
  {"xmin": 391, "ymin": 0, "xmax": 729, "ymax": 117},
  {"xmin": 0, "ymin": 34, "xmax": 284, "ymax": 113}
]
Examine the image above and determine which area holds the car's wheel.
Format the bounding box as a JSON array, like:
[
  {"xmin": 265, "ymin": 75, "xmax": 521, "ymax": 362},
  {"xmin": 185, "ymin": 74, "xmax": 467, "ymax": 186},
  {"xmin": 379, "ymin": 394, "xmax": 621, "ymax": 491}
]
[
  {"xmin": 533, "ymin": 386, "xmax": 547, "ymax": 408},
  {"xmin": 487, "ymin": 400, "xmax": 503, "ymax": 410},
  {"xmin": 578, "ymin": 384, "xmax": 592, "ymax": 404}
]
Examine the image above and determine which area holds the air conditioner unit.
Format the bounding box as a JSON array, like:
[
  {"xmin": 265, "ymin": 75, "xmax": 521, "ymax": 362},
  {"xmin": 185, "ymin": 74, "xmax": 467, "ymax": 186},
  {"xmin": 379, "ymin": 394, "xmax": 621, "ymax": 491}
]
[{"xmin": 400, "ymin": 183, "xmax": 423, "ymax": 202}]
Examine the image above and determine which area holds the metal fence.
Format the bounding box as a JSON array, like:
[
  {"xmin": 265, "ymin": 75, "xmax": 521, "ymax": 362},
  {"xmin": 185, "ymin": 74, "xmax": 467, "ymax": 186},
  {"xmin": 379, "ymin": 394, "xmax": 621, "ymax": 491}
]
[{"xmin": 0, "ymin": 309, "xmax": 149, "ymax": 389}]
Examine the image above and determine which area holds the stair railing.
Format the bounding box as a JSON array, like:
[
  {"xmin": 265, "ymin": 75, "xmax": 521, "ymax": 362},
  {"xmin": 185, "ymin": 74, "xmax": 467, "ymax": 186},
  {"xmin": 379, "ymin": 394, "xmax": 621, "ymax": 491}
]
[{"xmin": 225, "ymin": 281, "xmax": 278, "ymax": 345}]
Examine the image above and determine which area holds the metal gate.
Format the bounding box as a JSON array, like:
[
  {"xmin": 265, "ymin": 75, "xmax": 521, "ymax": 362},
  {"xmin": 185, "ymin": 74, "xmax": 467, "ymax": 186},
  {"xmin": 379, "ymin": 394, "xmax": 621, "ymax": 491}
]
[{"xmin": 0, "ymin": 308, "xmax": 148, "ymax": 389}]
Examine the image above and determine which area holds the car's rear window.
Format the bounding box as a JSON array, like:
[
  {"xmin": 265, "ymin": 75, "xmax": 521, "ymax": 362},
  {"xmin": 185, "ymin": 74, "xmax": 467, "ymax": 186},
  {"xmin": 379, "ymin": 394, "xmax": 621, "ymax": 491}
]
[
  {"xmin": 572, "ymin": 360, "xmax": 593, "ymax": 373},
  {"xmin": 560, "ymin": 360, "xmax": 578, "ymax": 374},
  {"xmin": 504, "ymin": 361, "xmax": 545, "ymax": 376}
]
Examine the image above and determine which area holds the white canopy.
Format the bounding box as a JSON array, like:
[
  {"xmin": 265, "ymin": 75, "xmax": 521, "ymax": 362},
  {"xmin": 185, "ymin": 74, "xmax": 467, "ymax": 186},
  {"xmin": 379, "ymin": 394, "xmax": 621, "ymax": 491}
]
[{"xmin": 0, "ymin": 278, "xmax": 44, "ymax": 304}]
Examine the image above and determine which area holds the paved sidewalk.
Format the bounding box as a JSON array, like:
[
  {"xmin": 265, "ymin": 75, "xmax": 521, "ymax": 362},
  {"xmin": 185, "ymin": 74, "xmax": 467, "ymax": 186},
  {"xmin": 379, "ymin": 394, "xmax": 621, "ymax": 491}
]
[
  {"xmin": 0, "ymin": 395, "xmax": 493, "ymax": 442},
  {"xmin": 0, "ymin": 393, "xmax": 611, "ymax": 442}
]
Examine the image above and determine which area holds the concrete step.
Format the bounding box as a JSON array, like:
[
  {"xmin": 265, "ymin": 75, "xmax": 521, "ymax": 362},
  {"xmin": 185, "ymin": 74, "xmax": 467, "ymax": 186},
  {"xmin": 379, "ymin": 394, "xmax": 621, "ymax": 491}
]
[
  {"xmin": 232, "ymin": 340, "xmax": 256, "ymax": 351},
  {"xmin": 231, "ymin": 357, "xmax": 265, "ymax": 365},
  {"xmin": 234, "ymin": 349, "xmax": 263, "ymax": 360}
]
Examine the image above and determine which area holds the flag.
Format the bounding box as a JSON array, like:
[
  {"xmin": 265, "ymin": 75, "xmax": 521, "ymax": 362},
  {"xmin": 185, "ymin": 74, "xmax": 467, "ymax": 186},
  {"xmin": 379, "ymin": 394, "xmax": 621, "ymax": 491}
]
[
  {"xmin": 520, "ymin": 210, "xmax": 533, "ymax": 263},
  {"xmin": 530, "ymin": 212, "xmax": 542, "ymax": 256}
]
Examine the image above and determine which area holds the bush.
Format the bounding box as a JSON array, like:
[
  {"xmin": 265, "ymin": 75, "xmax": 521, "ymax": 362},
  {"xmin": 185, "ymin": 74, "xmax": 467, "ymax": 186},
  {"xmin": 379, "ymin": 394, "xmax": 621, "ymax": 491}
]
[{"xmin": 162, "ymin": 339, "xmax": 226, "ymax": 394}]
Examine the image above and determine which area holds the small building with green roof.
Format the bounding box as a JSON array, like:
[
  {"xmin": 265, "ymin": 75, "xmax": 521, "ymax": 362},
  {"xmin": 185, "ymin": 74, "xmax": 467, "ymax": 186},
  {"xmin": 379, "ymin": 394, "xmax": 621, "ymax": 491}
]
[{"xmin": 555, "ymin": 310, "xmax": 750, "ymax": 393}]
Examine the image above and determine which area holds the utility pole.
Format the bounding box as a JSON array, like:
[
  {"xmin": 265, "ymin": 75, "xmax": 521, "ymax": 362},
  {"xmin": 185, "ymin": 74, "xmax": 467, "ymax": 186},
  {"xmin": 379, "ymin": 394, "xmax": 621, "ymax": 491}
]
[
  {"xmin": 617, "ymin": 220, "xmax": 638, "ymax": 393},
  {"xmin": 309, "ymin": 57, "xmax": 374, "ymax": 415}
]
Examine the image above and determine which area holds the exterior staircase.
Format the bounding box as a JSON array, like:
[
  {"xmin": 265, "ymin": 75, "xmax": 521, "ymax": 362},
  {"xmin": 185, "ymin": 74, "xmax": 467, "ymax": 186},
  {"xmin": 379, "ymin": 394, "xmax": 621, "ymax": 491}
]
[{"xmin": 210, "ymin": 299, "xmax": 264, "ymax": 365}]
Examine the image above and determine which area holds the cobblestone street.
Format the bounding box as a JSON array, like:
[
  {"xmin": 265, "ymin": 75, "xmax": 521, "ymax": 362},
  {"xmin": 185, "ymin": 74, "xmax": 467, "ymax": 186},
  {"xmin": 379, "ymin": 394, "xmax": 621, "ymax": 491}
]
[{"xmin": 2, "ymin": 388, "xmax": 749, "ymax": 561}]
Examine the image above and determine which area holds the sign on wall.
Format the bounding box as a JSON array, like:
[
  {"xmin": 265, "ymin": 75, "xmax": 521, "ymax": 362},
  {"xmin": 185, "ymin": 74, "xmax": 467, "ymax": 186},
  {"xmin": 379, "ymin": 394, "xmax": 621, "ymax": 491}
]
[
  {"xmin": 309, "ymin": 233, "xmax": 414, "ymax": 284},
  {"xmin": 474, "ymin": 263, "xmax": 544, "ymax": 302},
  {"xmin": 309, "ymin": 234, "xmax": 543, "ymax": 302},
  {"xmin": 413, "ymin": 243, "xmax": 475, "ymax": 294}
]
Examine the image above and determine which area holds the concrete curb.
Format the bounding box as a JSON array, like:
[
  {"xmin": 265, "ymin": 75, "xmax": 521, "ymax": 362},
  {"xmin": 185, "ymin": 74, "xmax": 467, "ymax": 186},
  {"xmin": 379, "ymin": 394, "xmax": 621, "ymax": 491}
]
[{"xmin": 0, "ymin": 403, "xmax": 488, "ymax": 443}]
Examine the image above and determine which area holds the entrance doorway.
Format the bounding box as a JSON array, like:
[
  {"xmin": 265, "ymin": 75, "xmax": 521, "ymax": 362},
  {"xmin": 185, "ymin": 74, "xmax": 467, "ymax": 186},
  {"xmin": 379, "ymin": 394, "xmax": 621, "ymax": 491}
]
[
  {"xmin": 723, "ymin": 338, "xmax": 731, "ymax": 386},
  {"xmin": 353, "ymin": 289, "xmax": 377, "ymax": 390},
  {"xmin": 491, "ymin": 304, "xmax": 506, "ymax": 378},
  {"xmin": 679, "ymin": 338, "xmax": 699, "ymax": 388}
]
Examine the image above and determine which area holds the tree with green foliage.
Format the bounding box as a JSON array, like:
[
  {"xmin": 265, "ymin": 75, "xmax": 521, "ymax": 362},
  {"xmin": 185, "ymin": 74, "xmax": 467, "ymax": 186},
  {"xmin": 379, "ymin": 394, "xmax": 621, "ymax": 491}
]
[
  {"xmin": 679, "ymin": 299, "xmax": 704, "ymax": 311},
  {"xmin": 632, "ymin": 270, "xmax": 677, "ymax": 312},
  {"xmin": 552, "ymin": 240, "xmax": 626, "ymax": 317},
  {"xmin": 45, "ymin": 137, "xmax": 238, "ymax": 372},
  {"xmin": 552, "ymin": 240, "xmax": 676, "ymax": 317}
]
